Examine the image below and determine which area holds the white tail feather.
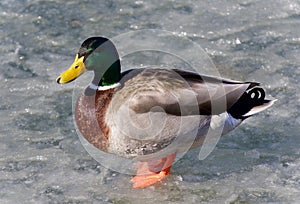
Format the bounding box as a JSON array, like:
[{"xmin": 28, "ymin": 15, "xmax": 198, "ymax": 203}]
[{"xmin": 243, "ymin": 99, "xmax": 277, "ymax": 117}]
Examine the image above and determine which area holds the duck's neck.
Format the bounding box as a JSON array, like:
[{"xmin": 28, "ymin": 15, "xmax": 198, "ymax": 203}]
[
  {"xmin": 92, "ymin": 59, "xmax": 121, "ymax": 87},
  {"xmin": 85, "ymin": 60, "xmax": 121, "ymax": 96}
]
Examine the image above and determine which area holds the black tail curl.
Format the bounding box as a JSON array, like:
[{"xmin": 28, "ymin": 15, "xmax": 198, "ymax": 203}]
[{"xmin": 228, "ymin": 87, "xmax": 267, "ymax": 119}]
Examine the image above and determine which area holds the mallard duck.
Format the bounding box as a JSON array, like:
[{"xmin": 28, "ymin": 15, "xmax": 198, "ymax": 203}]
[{"xmin": 56, "ymin": 37, "xmax": 275, "ymax": 188}]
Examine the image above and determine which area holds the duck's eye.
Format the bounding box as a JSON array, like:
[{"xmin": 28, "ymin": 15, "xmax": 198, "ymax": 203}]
[{"xmin": 74, "ymin": 65, "xmax": 79, "ymax": 69}]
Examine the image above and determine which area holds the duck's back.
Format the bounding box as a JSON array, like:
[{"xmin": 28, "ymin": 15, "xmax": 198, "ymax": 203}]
[{"xmin": 103, "ymin": 68, "xmax": 274, "ymax": 159}]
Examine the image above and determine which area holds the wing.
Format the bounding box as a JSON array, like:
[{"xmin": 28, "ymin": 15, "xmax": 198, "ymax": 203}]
[{"xmin": 117, "ymin": 68, "xmax": 258, "ymax": 116}]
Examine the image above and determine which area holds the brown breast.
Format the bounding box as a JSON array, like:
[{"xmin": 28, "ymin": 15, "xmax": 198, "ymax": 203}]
[{"xmin": 74, "ymin": 88, "xmax": 115, "ymax": 152}]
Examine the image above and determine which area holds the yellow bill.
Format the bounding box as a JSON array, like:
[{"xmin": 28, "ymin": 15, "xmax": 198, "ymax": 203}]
[{"xmin": 56, "ymin": 54, "xmax": 86, "ymax": 84}]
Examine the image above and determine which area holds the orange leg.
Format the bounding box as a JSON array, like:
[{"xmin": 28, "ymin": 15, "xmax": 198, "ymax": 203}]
[{"xmin": 131, "ymin": 152, "xmax": 176, "ymax": 188}]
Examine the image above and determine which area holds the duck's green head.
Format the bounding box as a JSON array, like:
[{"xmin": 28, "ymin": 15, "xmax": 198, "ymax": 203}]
[{"xmin": 56, "ymin": 37, "xmax": 121, "ymax": 87}]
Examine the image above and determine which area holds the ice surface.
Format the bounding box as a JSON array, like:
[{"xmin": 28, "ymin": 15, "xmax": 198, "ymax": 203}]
[{"xmin": 0, "ymin": 0, "xmax": 299, "ymax": 203}]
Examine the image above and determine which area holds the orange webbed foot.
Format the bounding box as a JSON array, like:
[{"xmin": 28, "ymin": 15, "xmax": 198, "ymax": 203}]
[
  {"xmin": 131, "ymin": 170, "xmax": 168, "ymax": 188},
  {"xmin": 131, "ymin": 153, "xmax": 176, "ymax": 188}
]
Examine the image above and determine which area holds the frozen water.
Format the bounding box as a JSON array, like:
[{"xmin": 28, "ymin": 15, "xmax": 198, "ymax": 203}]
[{"xmin": 0, "ymin": 0, "xmax": 299, "ymax": 203}]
